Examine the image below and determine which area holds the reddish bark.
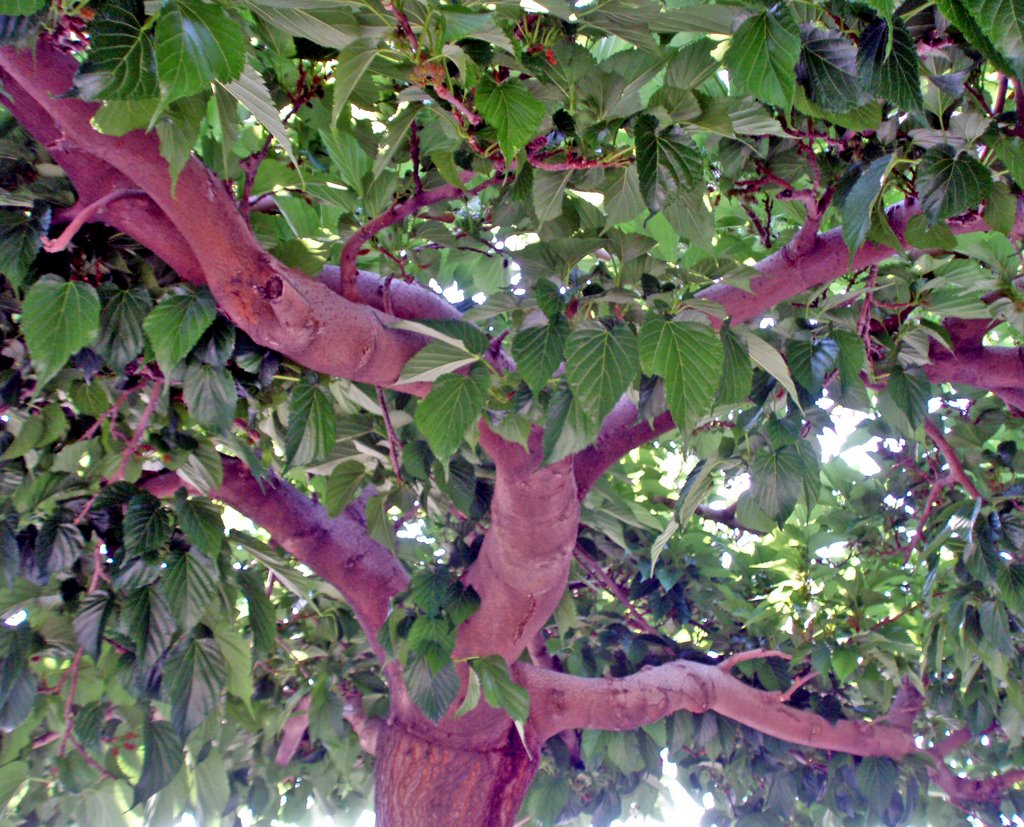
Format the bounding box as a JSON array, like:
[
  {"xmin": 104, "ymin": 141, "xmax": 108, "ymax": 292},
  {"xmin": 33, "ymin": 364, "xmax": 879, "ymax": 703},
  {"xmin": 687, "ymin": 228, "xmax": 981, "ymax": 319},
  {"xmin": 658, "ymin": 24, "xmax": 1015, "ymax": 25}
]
[{"xmin": 374, "ymin": 722, "xmax": 537, "ymax": 827}]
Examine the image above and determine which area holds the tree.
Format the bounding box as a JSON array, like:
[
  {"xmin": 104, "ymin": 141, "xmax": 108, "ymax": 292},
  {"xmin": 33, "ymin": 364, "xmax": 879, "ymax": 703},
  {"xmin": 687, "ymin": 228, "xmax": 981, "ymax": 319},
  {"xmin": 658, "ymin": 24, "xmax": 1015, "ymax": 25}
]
[{"xmin": 2, "ymin": 0, "xmax": 1024, "ymax": 823}]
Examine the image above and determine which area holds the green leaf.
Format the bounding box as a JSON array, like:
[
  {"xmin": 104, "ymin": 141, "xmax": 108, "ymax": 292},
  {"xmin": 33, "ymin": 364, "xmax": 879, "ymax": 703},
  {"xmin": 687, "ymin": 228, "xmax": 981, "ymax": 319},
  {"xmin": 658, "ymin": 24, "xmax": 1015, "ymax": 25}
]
[
  {"xmin": 513, "ymin": 318, "xmax": 568, "ymax": 394},
  {"xmin": 123, "ymin": 587, "xmax": 177, "ymax": 665},
  {"xmin": 124, "ymin": 492, "xmax": 173, "ymax": 556},
  {"xmin": 904, "ymin": 214, "xmax": 956, "ymax": 249},
  {"xmin": 405, "ymin": 655, "xmax": 459, "ymax": 723},
  {"xmin": 22, "ymin": 277, "xmax": 100, "ymax": 386},
  {"xmin": 603, "ymin": 166, "xmax": 646, "ymax": 230},
  {"xmin": 800, "ymin": 28, "xmax": 864, "ymax": 113},
  {"xmin": 237, "ymin": 568, "xmax": 276, "ymax": 658},
  {"xmin": 886, "ymin": 366, "xmax": 930, "ymax": 429},
  {"xmin": 183, "ymin": 361, "xmax": 236, "ymax": 433},
  {"xmin": 533, "ymin": 170, "xmax": 573, "ymax": 224},
  {"xmin": 724, "ymin": 8, "xmax": 801, "ymax": 109},
  {"xmin": 162, "ymin": 549, "xmax": 219, "ymax": 629},
  {"xmin": 857, "ymin": 19, "xmax": 922, "ymax": 111},
  {"xmin": 639, "ymin": 318, "xmax": 723, "ymax": 432},
  {"xmin": 718, "ymin": 326, "xmax": 752, "ymax": 405},
  {"xmin": 397, "ymin": 341, "xmax": 479, "ymax": 384},
  {"xmin": 970, "ymin": 0, "xmax": 1024, "ymax": 76},
  {"xmin": 220, "ymin": 64, "xmax": 297, "ymax": 167},
  {"xmin": 735, "ymin": 330, "xmax": 801, "ymax": 406},
  {"xmin": 0, "ymin": 206, "xmax": 47, "ymax": 290},
  {"xmin": 324, "ymin": 460, "xmax": 365, "ymax": 518},
  {"xmin": 73, "ymin": 591, "xmax": 114, "ymax": 661},
  {"xmin": 285, "ymin": 380, "xmax": 336, "ymax": 468},
  {"xmin": 133, "ymin": 720, "xmax": 184, "ymax": 806},
  {"xmin": 0, "ymin": 0, "xmax": 43, "ymax": 13},
  {"xmin": 143, "ymin": 289, "xmax": 217, "ymax": 371},
  {"xmin": 543, "ymin": 382, "xmax": 600, "ymax": 464},
  {"xmin": 917, "ymin": 145, "xmax": 993, "ymax": 225},
  {"xmin": 174, "ymin": 494, "xmax": 225, "ymax": 557},
  {"xmin": 635, "ymin": 114, "xmax": 702, "ymax": 213},
  {"xmin": 475, "ymin": 76, "xmax": 545, "ymax": 162},
  {"xmin": 164, "ymin": 637, "xmax": 227, "ymax": 738},
  {"xmin": 331, "ymin": 42, "xmax": 377, "ymax": 126},
  {"xmin": 415, "ymin": 364, "xmax": 490, "ymax": 460},
  {"xmin": 156, "ymin": 0, "xmax": 248, "ymax": 100},
  {"xmin": 787, "ymin": 337, "xmax": 839, "ymax": 395},
  {"xmin": 97, "ymin": 287, "xmax": 151, "ymax": 370},
  {"xmin": 410, "ymin": 568, "xmax": 456, "ymax": 617},
  {"xmin": 0, "ymin": 761, "xmax": 27, "ymax": 811},
  {"xmin": 156, "ymin": 93, "xmax": 206, "ymax": 190},
  {"xmin": 856, "ymin": 756, "xmax": 898, "ymax": 814},
  {"xmin": 81, "ymin": 0, "xmax": 158, "ymax": 101},
  {"xmin": 454, "ymin": 666, "xmax": 482, "ymax": 718},
  {"xmin": 985, "ymin": 180, "xmax": 1017, "ymax": 235},
  {"xmin": 471, "ymin": 655, "xmax": 530, "ymax": 722},
  {"xmin": 839, "ymin": 155, "xmax": 892, "ymax": 254},
  {"xmin": 751, "ymin": 445, "xmax": 806, "ymax": 526},
  {"xmin": 565, "ymin": 324, "xmax": 639, "ymax": 428}
]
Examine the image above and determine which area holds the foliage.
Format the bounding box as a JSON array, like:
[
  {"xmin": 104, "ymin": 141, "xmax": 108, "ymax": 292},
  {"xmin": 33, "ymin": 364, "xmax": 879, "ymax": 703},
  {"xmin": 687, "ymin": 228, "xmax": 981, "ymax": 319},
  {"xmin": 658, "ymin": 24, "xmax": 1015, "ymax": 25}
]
[{"xmin": 0, "ymin": 0, "xmax": 1022, "ymax": 825}]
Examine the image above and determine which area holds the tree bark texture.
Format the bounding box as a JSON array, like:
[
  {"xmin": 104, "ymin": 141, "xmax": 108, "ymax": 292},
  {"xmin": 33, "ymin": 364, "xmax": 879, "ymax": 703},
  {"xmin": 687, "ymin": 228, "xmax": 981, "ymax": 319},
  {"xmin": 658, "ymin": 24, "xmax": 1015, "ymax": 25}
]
[{"xmin": 374, "ymin": 722, "xmax": 538, "ymax": 827}]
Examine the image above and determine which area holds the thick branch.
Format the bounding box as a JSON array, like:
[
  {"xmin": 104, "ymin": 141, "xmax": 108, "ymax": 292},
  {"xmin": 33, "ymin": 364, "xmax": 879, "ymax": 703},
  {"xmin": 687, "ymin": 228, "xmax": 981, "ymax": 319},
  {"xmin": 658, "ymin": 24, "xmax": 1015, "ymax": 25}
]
[
  {"xmin": 517, "ymin": 659, "xmax": 915, "ymax": 757},
  {"xmin": 453, "ymin": 426, "xmax": 580, "ymax": 663},
  {"xmin": 144, "ymin": 459, "xmax": 408, "ymax": 642},
  {"xmin": 0, "ymin": 42, "xmax": 428, "ymax": 388}
]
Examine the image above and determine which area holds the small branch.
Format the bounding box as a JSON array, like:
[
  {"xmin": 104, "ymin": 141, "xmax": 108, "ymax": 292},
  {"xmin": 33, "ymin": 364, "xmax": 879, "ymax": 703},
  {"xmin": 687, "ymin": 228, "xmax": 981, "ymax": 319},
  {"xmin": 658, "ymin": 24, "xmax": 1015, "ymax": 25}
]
[
  {"xmin": 573, "ymin": 544, "xmax": 663, "ymax": 639},
  {"xmin": 1013, "ymin": 78, "xmax": 1024, "ymax": 138},
  {"xmin": 778, "ymin": 670, "xmax": 818, "ymax": 703},
  {"xmin": 924, "ymin": 419, "xmax": 983, "ymax": 501},
  {"xmin": 343, "ymin": 692, "xmax": 382, "ymax": 754},
  {"xmin": 57, "ymin": 649, "xmax": 83, "ymax": 758},
  {"xmin": 41, "ymin": 188, "xmax": 147, "ymax": 252},
  {"xmin": 339, "ymin": 176, "xmax": 502, "ymax": 302},
  {"xmin": 383, "ymin": 0, "xmax": 418, "ymax": 55},
  {"xmin": 718, "ymin": 648, "xmax": 792, "ymax": 673},
  {"xmin": 375, "ymin": 386, "xmax": 404, "ymax": 485}
]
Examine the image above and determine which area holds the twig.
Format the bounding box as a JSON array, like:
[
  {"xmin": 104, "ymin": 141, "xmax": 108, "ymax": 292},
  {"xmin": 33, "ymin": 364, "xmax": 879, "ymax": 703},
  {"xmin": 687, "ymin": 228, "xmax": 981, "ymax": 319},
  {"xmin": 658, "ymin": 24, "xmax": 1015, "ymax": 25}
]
[
  {"xmin": 573, "ymin": 544, "xmax": 663, "ymax": 639},
  {"xmin": 339, "ymin": 176, "xmax": 503, "ymax": 301},
  {"xmin": 41, "ymin": 189, "xmax": 147, "ymax": 252},
  {"xmin": 924, "ymin": 419, "xmax": 983, "ymax": 501},
  {"xmin": 383, "ymin": 0, "xmax": 418, "ymax": 54},
  {"xmin": 779, "ymin": 670, "xmax": 819, "ymax": 702},
  {"xmin": 57, "ymin": 649, "xmax": 83, "ymax": 758},
  {"xmin": 409, "ymin": 118, "xmax": 422, "ymax": 195},
  {"xmin": 80, "ymin": 377, "xmax": 149, "ymax": 442},
  {"xmin": 717, "ymin": 648, "xmax": 791, "ymax": 673},
  {"xmin": 375, "ymin": 386, "xmax": 404, "ymax": 485},
  {"xmin": 1014, "ymin": 78, "xmax": 1024, "ymax": 138}
]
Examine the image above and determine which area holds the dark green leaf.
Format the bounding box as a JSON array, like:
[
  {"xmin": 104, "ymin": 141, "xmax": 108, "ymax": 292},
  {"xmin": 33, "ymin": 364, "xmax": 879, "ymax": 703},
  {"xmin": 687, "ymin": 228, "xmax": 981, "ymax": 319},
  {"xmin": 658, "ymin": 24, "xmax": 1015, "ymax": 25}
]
[
  {"xmin": 238, "ymin": 568, "xmax": 276, "ymax": 658},
  {"xmin": 164, "ymin": 637, "xmax": 226, "ymax": 738},
  {"xmin": 174, "ymin": 494, "xmax": 225, "ymax": 557},
  {"xmin": 635, "ymin": 114, "xmax": 702, "ymax": 213},
  {"xmin": 415, "ymin": 364, "xmax": 490, "ymax": 460},
  {"xmin": 133, "ymin": 720, "xmax": 184, "ymax": 806},
  {"xmin": 183, "ymin": 361, "xmax": 236, "ymax": 433},
  {"xmin": 472, "ymin": 655, "xmax": 530, "ymax": 722},
  {"xmin": 285, "ymin": 380, "xmax": 336, "ymax": 468},
  {"xmin": 856, "ymin": 757, "xmax": 898, "ymax": 815},
  {"xmin": 787, "ymin": 337, "xmax": 839, "ymax": 395},
  {"xmin": 122, "ymin": 587, "xmax": 177, "ymax": 664},
  {"xmin": 22, "ymin": 277, "xmax": 100, "ymax": 385},
  {"xmin": 80, "ymin": 0, "xmax": 158, "ymax": 100},
  {"xmin": 324, "ymin": 460, "xmax": 365, "ymax": 517},
  {"xmin": 410, "ymin": 568, "xmax": 456, "ymax": 617},
  {"xmin": 969, "ymin": 0, "xmax": 1024, "ymax": 76},
  {"xmin": 800, "ymin": 28, "xmax": 864, "ymax": 113},
  {"xmin": 543, "ymin": 382, "xmax": 600, "ymax": 464},
  {"xmin": 97, "ymin": 287, "xmax": 151, "ymax": 369},
  {"xmin": 751, "ymin": 445, "xmax": 806, "ymax": 526},
  {"xmin": 917, "ymin": 145, "xmax": 993, "ymax": 225},
  {"xmin": 718, "ymin": 326, "xmax": 752, "ymax": 405},
  {"xmin": 857, "ymin": 19, "xmax": 922, "ymax": 111},
  {"xmin": 0, "ymin": 206, "xmax": 47, "ymax": 290},
  {"xmin": 162, "ymin": 549, "xmax": 219, "ymax": 629},
  {"xmin": 123, "ymin": 492, "xmax": 173, "ymax": 556},
  {"xmin": 839, "ymin": 155, "xmax": 892, "ymax": 254},
  {"xmin": 405, "ymin": 655, "xmax": 459, "ymax": 723},
  {"xmin": 73, "ymin": 591, "xmax": 114, "ymax": 661},
  {"xmin": 886, "ymin": 366, "xmax": 930, "ymax": 429}
]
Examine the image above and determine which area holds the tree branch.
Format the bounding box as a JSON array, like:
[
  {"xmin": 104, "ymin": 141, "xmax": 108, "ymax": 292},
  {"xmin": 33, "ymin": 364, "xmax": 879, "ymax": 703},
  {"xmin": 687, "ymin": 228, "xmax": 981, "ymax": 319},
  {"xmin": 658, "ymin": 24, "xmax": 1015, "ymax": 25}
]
[
  {"xmin": 453, "ymin": 426, "xmax": 580, "ymax": 663},
  {"xmin": 143, "ymin": 459, "xmax": 408, "ymax": 645},
  {"xmin": 923, "ymin": 418, "xmax": 983, "ymax": 501}
]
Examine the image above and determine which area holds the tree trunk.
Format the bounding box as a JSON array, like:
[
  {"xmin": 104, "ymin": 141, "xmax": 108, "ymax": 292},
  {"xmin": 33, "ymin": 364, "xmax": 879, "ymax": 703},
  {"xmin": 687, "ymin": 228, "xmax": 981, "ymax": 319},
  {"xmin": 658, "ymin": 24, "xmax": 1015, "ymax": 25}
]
[{"xmin": 374, "ymin": 721, "xmax": 539, "ymax": 826}]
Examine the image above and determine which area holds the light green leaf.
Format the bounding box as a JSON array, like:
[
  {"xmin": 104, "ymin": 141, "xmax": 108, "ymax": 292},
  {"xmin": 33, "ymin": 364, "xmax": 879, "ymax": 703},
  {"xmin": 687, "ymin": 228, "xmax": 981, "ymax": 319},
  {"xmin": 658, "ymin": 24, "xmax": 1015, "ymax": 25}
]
[
  {"xmin": 543, "ymin": 383, "xmax": 600, "ymax": 465},
  {"xmin": 735, "ymin": 329, "xmax": 801, "ymax": 406},
  {"xmin": 472, "ymin": 655, "xmax": 530, "ymax": 722},
  {"xmin": 143, "ymin": 288, "xmax": 217, "ymax": 371},
  {"xmin": 397, "ymin": 341, "xmax": 479, "ymax": 384},
  {"xmin": 324, "ymin": 460, "xmax": 365, "ymax": 518},
  {"xmin": 533, "ymin": 170, "xmax": 573, "ymax": 224},
  {"xmin": 603, "ymin": 166, "xmax": 645, "ymax": 230},
  {"xmin": 415, "ymin": 364, "xmax": 490, "ymax": 460},
  {"xmin": 332, "ymin": 42, "xmax": 378, "ymax": 126},
  {"xmin": 156, "ymin": 0, "xmax": 248, "ymax": 100},
  {"xmin": 639, "ymin": 318, "xmax": 722, "ymax": 432},
  {"xmin": 22, "ymin": 277, "xmax": 100, "ymax": 386},
  {"xmin": 220, "ymin": 64, "xmax": 297, "ymax": 167},
  {"xmin": 173, "ymin": 493, "xmax": 225, "ymax": 557},
  {"xmin": 724, "ymin": 8, "xmax": 801, "ymax": 109},
  {"xmin": 718, "ymin": 326, "xmax": 752, "ymax": 405},
  {"xmin": 970, "ymin": 0, "xmax": 1024, "ymax": 76},
  {"xmin": 475, "ymin": 76, "xmax": 545, "ymax": 162},
  {"xmin": 565, "ymin": 325, "xmax": 639, "ymax": 426}
]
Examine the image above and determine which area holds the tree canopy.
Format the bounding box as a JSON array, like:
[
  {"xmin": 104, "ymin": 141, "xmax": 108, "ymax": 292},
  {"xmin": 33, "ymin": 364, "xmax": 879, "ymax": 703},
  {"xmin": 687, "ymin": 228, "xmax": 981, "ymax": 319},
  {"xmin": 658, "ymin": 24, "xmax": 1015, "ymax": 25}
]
[{"xmin": 1, "ymin": 0, "xmax": 1024, "ymax": 824}]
